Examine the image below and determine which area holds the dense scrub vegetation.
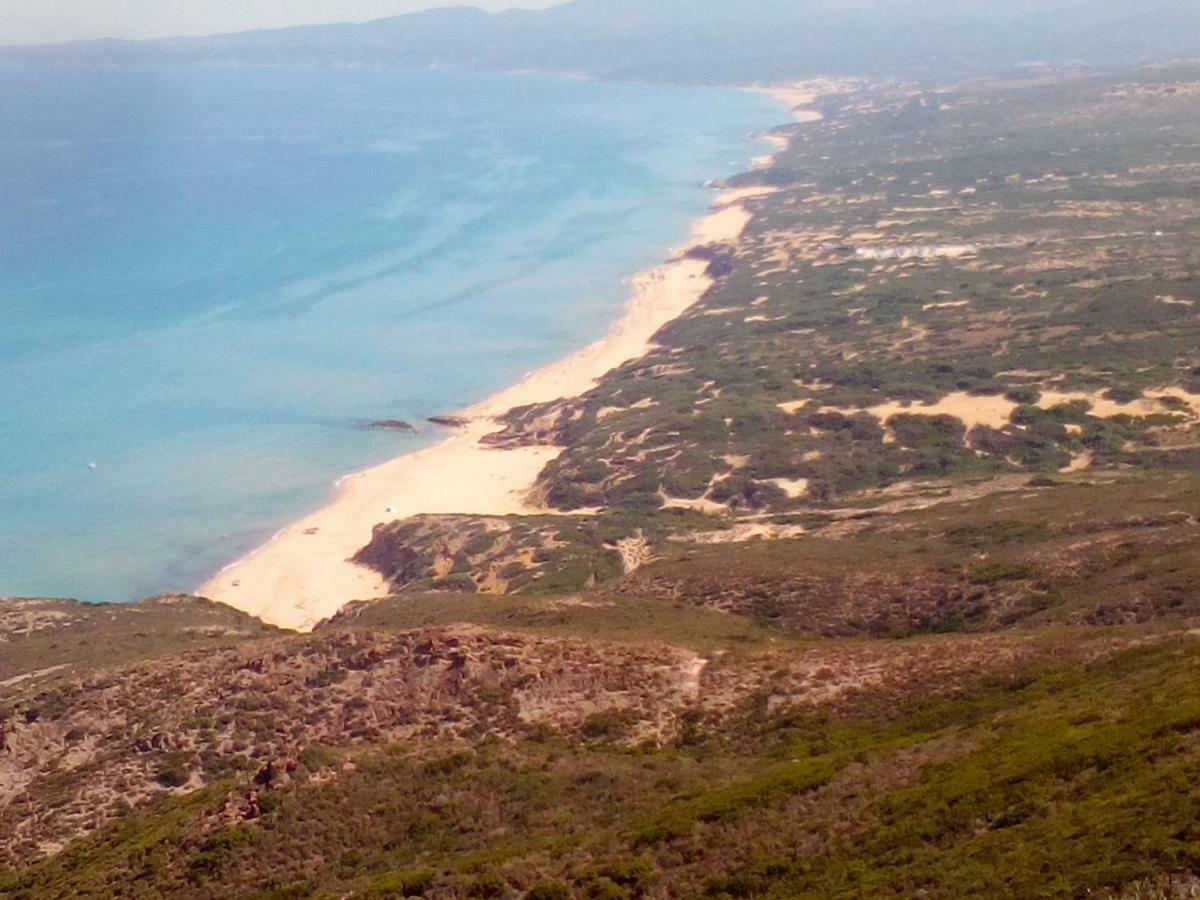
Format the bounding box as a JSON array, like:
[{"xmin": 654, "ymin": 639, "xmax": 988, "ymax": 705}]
[
  {"xmin": 510, "ymin": 70, "xmax": 1200, "ymax": 514},
  {"xmin": 7, "ymin": 630, "xmax": 1200, "ymax": 898},
  {"xmin": 353, "ymin": 66, "xmax": 1200, "ymax": 604},
  {"xmin": 614, "ymin": 471, "xmax": 1200, "ymax": 636}
]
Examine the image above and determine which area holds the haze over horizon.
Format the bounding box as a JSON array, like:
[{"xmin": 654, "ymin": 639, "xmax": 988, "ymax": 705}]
[{"xmin": 0, "ymin": 0, "xmax": 565, "ymax": 46}]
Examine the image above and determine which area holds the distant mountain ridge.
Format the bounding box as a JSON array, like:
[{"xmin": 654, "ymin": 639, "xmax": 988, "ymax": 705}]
[{"xmin": 3, "ymin": 0, "xmax": 1198, "ymax": 82}]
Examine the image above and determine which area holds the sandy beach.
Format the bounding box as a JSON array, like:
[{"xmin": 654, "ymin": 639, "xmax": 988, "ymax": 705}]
[
  {"xmin": 749, "ymin": 84, "xmax": 826, "ymax": 124},
  {"xmin": 201, "ymin": 89, "xmax": 820, "ymax": 632}
]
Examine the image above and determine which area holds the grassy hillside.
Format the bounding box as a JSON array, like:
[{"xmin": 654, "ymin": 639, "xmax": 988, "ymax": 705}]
[
  {"xmin": 0, "ymin": 596, "xmax": 281, "ymax": 691},
  {"xmin": 4, "ymin": 623, "xmax": 1200, "ymax": 898}
]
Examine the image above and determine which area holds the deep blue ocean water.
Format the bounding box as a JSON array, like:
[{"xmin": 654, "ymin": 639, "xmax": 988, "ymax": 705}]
[{"xmin": 0, "ymin": 65, "xmax": 781, "ymax": 602}]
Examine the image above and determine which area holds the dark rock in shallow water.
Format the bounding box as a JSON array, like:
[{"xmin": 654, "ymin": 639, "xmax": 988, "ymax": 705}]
[
  {"xmin": 428, "ymin": 415, "xmax": 470, "ymax": 428},
  {"xmin": 365, "ymin": 419, "xmax": 416, "ymax": 432}
]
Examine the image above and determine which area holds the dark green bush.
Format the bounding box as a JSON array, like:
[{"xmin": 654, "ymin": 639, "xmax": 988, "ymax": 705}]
[{"xmin": 526, "ymin": 883, "xmax": 571, "ymax": 900}]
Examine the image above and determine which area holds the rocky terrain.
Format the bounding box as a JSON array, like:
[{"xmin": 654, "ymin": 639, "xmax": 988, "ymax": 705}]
[
  {"xmin": 1, "ymin": 620, "xmax": 708, "ymax": 862},
  {"xmin": 0, "ymin": 589, "xmax": 1173, "ymax": 898}
]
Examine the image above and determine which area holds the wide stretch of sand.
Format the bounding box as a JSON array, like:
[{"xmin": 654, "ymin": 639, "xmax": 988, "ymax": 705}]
[
  {"xmin": 750, "ymin": 84, "xmax": 826, "ymax": 125},
  {"xmin": 200, "ymin": 193, "xmax": 761, "ymax": 630},
  {"xmin": 202, "ymin": 91, "xmax": 821, "ymax": 631}
]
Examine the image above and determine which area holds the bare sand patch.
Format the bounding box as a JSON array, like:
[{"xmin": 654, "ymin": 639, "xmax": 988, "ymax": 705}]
[
  {"xmin": 714, "ymin": 185, "xmax": 780, "ymax": 206},
  {"xmin": 0, "ymin": 664, "xmax": 70, "ymax": 689},
  {"xmin": 676, "ymin": 523, "xmax": 807, "ymax": 545},
  {"xmin": 862, "ymin": 393, "xmax": 1018, "ymax": 433},
  {"xmin": 1061, "ymin": 451, "xmax": 1094, "ymax": 474},
  {"xmin": 1158, "ymin": 387, "xmax": 1200, "ymax": 417},
  {"xmin": 1157, "ymin": 294, "xmax": 1196, "ymax": 307},
  {"xmin": 660, "ymin": 493, "xmax": 730, "ymax": 515},
  {"xmin": 784, "ymin": 392, "xmax": 1018, "ymax": 434},
  {"xmin": 769, "ymin": 477, "xmax": 811, "ymax": 499},
  {"xmin": 1037, "ymin": 390, "xmax": 1170, "ymax": 419}
]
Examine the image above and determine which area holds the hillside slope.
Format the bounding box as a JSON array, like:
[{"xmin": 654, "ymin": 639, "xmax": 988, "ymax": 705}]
[
  {"xmin": 6, "ymin": 57, "xmax": 1200, "ymax": 900},
  {"xmin": 2, "ymin": 600, "xmax": 1197, "ymax": 898},
  {"xmin": 4, "ymin": 0, "xmax": 1200, "ymax": 82}
]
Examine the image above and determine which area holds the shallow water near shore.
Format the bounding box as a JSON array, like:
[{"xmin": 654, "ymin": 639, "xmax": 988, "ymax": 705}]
[{"xmin": 0, "ymin": 64, "xmax": 781, "ymax": 602}]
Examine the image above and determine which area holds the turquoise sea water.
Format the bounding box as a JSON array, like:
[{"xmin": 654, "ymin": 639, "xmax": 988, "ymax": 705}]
[{"xmin": 0, "ymin": 65, "xmax": 781, "ymax": 602}]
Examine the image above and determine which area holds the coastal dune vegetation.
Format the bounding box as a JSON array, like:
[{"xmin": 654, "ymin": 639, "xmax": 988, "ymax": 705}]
[{"xmin": 4, "ymin": 10, "xmax": 1200, "ymax": 899}]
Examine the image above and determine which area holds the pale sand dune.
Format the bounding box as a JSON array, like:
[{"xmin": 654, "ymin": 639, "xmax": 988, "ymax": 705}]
[
  {"xmin": 1038, "ymin": 387, "xmax": 1200, "ymax": 419},
  {"xmin": 780, "ymin": 392, "xmax": 1019, "ymax": 433},
  {"xmin": 686, "ymin": 204, "xmax": 756, "ymax": 248},
  {"xmin": 714, "ymin": 185, "xmax": 780, "ymax": 206},
  {"xmin": 1061, "ymin": 451, "xmax": 1094, "ymax": 474},
  {"xmin": 750, "ymin": 85, "xmax": 825, "ymax": 124},
  {"xmin": 773, "ymin": 388, "xmax": 1200, "ymax": 464},
  {"xmin": 200, "ymin": 188, "xmax": 763, "ymax": 632},
  {"xmin": 769, "ymin": 477, "xmax": 811, "ymax": 499},
  {"xmin": 743, "ymin": 84, "xmax": 825, "ymax": 168},
  {"xmin": 1037, "ymin": 389, "xmax": 1168, "ymax": 419},
  {"xmin": 860, "ymin": 393, "xmax": 1019, "ymax": 432}
]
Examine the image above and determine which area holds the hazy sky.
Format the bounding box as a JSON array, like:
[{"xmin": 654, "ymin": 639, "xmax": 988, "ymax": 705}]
[{"xmin": 0, "ymin": 0, "xmax": 564, "ymax": 46}]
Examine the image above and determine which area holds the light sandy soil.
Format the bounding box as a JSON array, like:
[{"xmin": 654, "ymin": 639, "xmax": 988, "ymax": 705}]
[
  {"xmin": 780, "ymin": 392, "xmax": 1020, "ymax": 433},
  {"xmin": 775, "ymin": 387, "xmax": 1200, "ymax": 458},
  {"xmin": 713, "ymin": 185, "xmax": 780, "ymax": 206},
  {"xmin": 769, "ymin": 477, "xmax": 811, "ymax": 498},
  {"xmin": 745, "ymin": 84, "xmax": 826, "ymax": 165},
  {"xmin": 859, "ymin": 392, "xmax": 1019, "ymax": 432},
  {"xmin": 1061, "ymin": 451, "xmax": 1094, "ymax": 473},
  {"xmin": 750, "ymin": 84, "xmax": 826, "ymax": 124},
  {"xmin": 0, "ymin": 664, "xmax": 70, "ymax": 690},
  {"xmin": 678, "ymin": 522, "xmax": 808, "ymax": 545},
  {"xmin": 1036, "ymin": 388, "xmax": 1200, "ymax": 419}
]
